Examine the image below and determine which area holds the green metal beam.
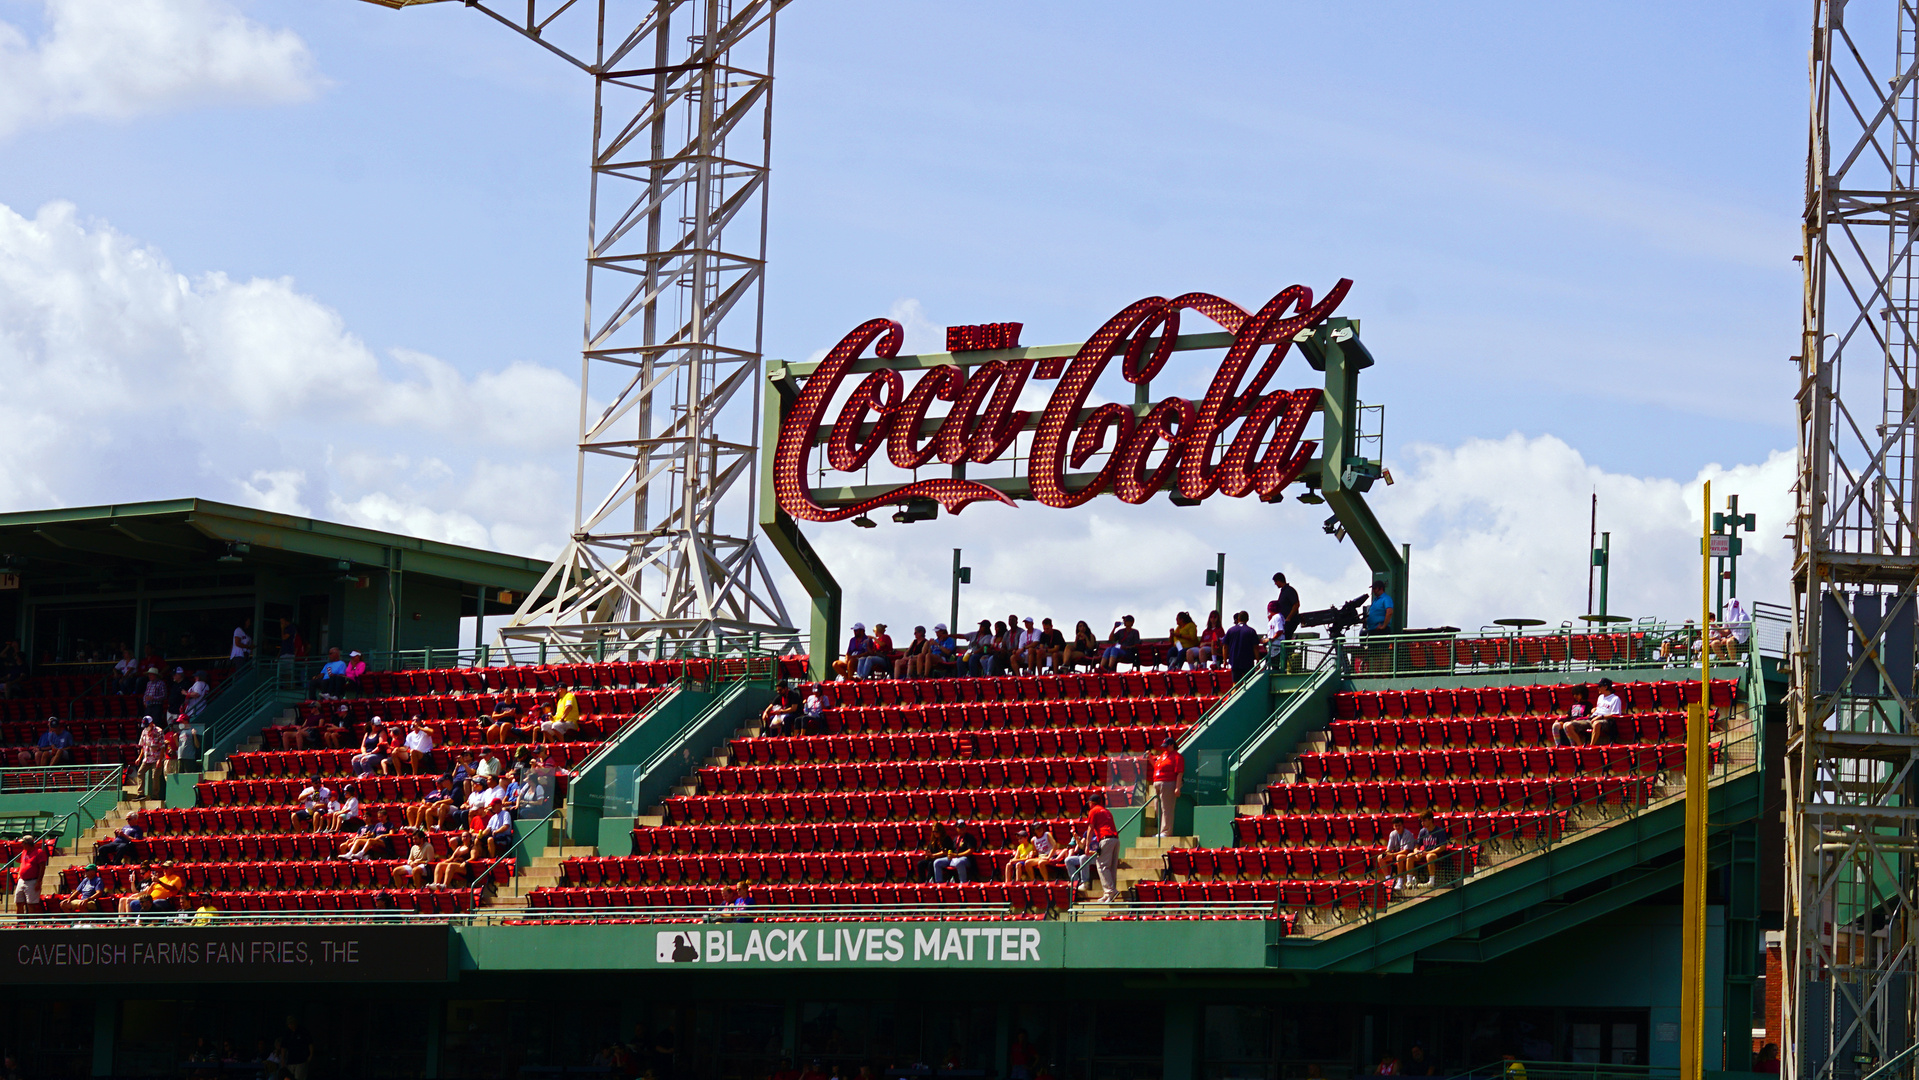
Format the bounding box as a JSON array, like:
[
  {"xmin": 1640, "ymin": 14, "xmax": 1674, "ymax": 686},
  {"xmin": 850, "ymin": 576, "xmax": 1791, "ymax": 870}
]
[
  {"xmin": 1417, "ymin": 863, "xmax": 1684, "ymax": 963},
  {"xmin": 1303, "ymin": 320, "xmax": 1406, "ymax": 630},
  {"xmin": 761, "ymin": 366, "xmax": 841, "ymax": 680}
]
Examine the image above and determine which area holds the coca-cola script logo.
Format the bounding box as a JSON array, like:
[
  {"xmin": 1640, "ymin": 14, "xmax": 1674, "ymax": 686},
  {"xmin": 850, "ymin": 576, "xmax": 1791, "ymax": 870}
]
[{"xmin": 772, "ymin": 281, "xmax": 1352, "ymax": 523}]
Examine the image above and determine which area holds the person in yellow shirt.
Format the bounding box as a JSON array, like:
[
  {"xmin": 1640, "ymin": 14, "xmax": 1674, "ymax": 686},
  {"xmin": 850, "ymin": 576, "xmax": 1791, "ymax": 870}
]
[
  {"xmin": 538, "ymin": 692, "xmax": 581, "ymax": 743},
  {"xmin": 1168, "ymin": 612, "xmax": 1201, "ymax": 670},
  {"xmin": 122, "ymin": 862, "xmax": 187, "ymax": 914},
  {"xmin": 1003, "ymin": 831, "xmax": 1039, "ymax": 883}
]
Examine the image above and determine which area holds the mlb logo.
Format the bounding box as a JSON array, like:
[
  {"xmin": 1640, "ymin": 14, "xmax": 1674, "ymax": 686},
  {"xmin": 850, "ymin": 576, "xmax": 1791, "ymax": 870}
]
[{"xmin": 656, "ymin": 931, "xmax": 702, "ymax": 963}]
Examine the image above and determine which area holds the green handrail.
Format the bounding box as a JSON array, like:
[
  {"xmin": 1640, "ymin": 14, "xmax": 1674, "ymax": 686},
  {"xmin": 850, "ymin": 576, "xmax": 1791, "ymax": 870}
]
[{"xmin": 0, "ymin": 764, "xmax": 129, "ymax": 886}]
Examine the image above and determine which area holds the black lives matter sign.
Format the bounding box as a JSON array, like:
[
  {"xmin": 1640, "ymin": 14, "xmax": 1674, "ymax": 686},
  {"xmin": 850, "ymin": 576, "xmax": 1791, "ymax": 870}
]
[{"xmin": 0, "ymin": 925, "xmax": 449, "ymax": 983}]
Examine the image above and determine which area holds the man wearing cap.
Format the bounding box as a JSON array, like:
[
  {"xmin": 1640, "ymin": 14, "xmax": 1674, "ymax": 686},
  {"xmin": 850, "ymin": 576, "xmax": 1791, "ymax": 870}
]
[
  {"xmin": 61, "ymin": 864, "xmax": 106, "ymax": 913},
  {"xmin": 1150, "ymin": 737, "xmax": 1184, "ymax": 839},
  {"xmin": 831, "ymin": 623, "xmax": 873, "ymax": 680},
  {"xmin": 34, "ymin": 718, "xmax": 73, "ymax": 767},
  {"xmin": 140, "ymin": 666, "xmax": 168, "ymax": 718},
  {"xmin": 857, "ymin": 623, "xmax": 894, "ymax": 679},
  {"xmin": 1363, "ymin": 573, "xmax": 1395, "ymax": 636},
  {"xmin": 759, "ymin": 681, "xmax": 803, "ymax": 736},
  {"xmin": 1014, "ymin": 617, "xmax": 1044, "ymax": 674},
  {"xmin": 182, "ymin": 670, "xmax": 211, "ymax": 718},
  {"xmin": 310, "ymin": 647, "xmax": 348, "ymax": 700},
  {"xmin": 12, "ymin": 837, "xmax": 49, "ymax": 914},
  {"xmin": 169, "ymin": 713, "xmax": 200, "ymax": 775},
  {"xmin": 135, "ymin": 717, "xmax": 168, "ymax": 799},
  {"xmin": 928, "ymin": 624, "xmax": 959, "ymax": 677}
]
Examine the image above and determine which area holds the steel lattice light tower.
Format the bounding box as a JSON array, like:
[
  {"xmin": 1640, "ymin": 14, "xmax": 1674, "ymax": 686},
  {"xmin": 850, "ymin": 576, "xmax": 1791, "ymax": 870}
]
[
  {"xmin": 360, "ymin": 0, "xmax": 795, "ymax": 655},
  {"xmin": 1791, "ymin": 4, "xmax": 1919, "ymax": 1078}
]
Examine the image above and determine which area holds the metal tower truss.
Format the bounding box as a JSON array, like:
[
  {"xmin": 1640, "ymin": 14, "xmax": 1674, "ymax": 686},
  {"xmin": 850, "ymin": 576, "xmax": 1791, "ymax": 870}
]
[
  {"xmin": 363, "ymin": 0, "xmax": 797, "ymax": 657},
  {"xmin": 1792, "ymin": 4, "xmax": 1919, "ymax": 1079}
]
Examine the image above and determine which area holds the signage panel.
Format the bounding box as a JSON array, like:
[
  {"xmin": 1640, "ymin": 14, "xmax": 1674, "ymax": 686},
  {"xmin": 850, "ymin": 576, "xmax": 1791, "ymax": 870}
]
[
  {"xmin": 0, "ymin": 924, "xmax": 450, "ymax": 984},
  {"xmin": 648, "ymin": 921, "xmax": 1055, "ymax": 969},
  {"xmin": 773, "ymin": 281, "xmax": 1352, "ymax": 522}
]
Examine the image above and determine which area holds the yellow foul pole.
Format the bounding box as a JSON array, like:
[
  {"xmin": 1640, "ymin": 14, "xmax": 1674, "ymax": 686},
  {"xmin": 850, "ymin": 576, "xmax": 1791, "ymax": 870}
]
[{"xmin": 1681, "ymin": 480, "xmax": 1712, "ymax": 1080}]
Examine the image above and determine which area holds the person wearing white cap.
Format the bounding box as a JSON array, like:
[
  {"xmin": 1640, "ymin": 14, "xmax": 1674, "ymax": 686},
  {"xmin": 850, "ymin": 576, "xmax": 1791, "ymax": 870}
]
[
  {"xmin": 927, "ymin": 624, "xmax": 959, "ymax": 677},
  {"xmin": 831, "ymin": 623, "xmax": 873, "ymax": 680}
]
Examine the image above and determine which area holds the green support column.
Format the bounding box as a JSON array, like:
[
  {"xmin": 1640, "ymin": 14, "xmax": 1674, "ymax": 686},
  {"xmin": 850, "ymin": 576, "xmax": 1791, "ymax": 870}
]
[
  {"xmin": 91, "ymin": 996, "xmax": 115, "ymax": 1077},
  {"xmin": 423, "ymin": 997, "xmax": 443, "ymax": 1078},
  {"xmin": 760, "ymin": 362, "xmax": 841, "ymax": 682},
  {"xmin": 1308, "ymin": 321, "xmax": 1406, "ymax": 630},
  {"xmin": 1721, "ymin": 820, "xmax": 1760, "ymax": 1071},
  {"xmin": 1163, "ymin": 1000, "xmax": 1199, "ymax": 1080}
]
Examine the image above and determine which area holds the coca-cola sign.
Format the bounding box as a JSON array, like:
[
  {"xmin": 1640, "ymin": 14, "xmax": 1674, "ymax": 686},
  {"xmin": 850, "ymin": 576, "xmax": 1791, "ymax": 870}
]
[{"xmin": 772, "ymin": 281, "xmax": 1352, "ymax": 523}]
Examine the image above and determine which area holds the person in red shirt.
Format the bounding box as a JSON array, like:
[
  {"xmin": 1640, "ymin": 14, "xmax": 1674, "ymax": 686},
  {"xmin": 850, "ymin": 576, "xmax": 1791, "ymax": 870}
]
[
  {"xmin": 13, "ymin": 837, "xmax": 49, "ymax": 914},
  {"xmin": 1083, "ymin": 792, "xmax": 1120, "ymax": 901},
  {"xmin": 1150, "ymin": 738, "xmax": 1184, "ymax": 838}
]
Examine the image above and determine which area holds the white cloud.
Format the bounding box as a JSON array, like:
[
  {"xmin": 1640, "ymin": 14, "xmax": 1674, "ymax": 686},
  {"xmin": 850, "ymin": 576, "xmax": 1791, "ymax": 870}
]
[
  {"xmin": 795, "ymin": 434, "xmax": 1792, "ymax": 639},
  {"xmin": 0, "ymin": 0, "xmax": 323, "ymax": 138},
  {"xmin": 0, "ymin": 198, "xmax": 577, "ymax": 556}
]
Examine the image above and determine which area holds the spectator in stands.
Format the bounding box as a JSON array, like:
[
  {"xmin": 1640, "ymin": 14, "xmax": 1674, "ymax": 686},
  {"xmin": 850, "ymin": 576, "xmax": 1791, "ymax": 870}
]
[
  {"xmin": 991, "ymin": 621, "xmax": 1017, "ymax": 675},
  {"xmin": 899, "ymin": 625, "xmax": 931, "ymax": 678},
  {"xmin": 352, "ymin": 720, "xmax": 392, "ymax": 776},
  {"xmin": 135, "ymin": 717, "xmax": 168, "ymax": 799},
  {"xmin": 476, "ymin": 749, "xmax": 504, "ymax": 779},
  {"xmin": 11, "ymin": 837, "xmax": 49, "ymax": 914},
  {"xmin": 166, "ymin": 667, "xmax": 189, "ymax": 718},
  {"xmin": 1400, "ymin": 811, "xmax": 1453, "ymax": 887},
  {"xmin": 1712, "ymin": 599, "xmax": 1752, "ymax": 661},
  {"xmin": 934, "ymin": 827, "xmax": 975, "ymax": 883},
  {"xmin": 1003, "ymin": 829, "xmax": 1038, "ymax": 882},
  {"xmin": 1755, "ymin": 1044, "xmax": 1780, "ymax": 1074},
  {"xmin": 832, "ymin": 623, "xmax": 873, "ymax": 680},
  {"xmin": 1084, "ymin": 792, "xmax": 1120, "ymax": 900},
  {"xmin": 322, "ymin": 783, "xmax": 364, "ymax": 833},
  {"xmin": 538, "ymin": 691, "xmax": 581, "ymax": 743},
  {"xmin": 318, "ymin": 705, "xmax": 349, "ymax": 750},
  {"xmin": 431, "ymin": 836, "xmax": 472, "ymax": 888},
  {"xmin": 1166, "ymin": 612, "xmax": 1200, "ymax": 670},
  {"xmin": 1403, "ymin": 1044, "xmax": 1435, "ymax": 1076},
  {"xmin": 1198, "ymin": 611, "xmax": 1226, "ymax": 668},
  {"xmin": 291, "ymin": 776, "xmax": 333, "ymax": 833},
  {"xmin": 1037, "ymin": 618, "xmax": 1067, "ymax": 673},
  {"xmin": 919, "ymin": 823, "xmax": 954, "ymax": 881},
  {"xmin": 399, "ymin": 719, "xmax": 436, "ymax": 773},
  {"xmin": 61, "ymin": 864, "xmax": 106, "ymax": 913},
  {"xmin": 1223, "ymin": 611, "xmax": 1260, "ymax": 681},
  {"xmin": 95, "ymin": 820, "xmax": 142, "ymax": 865},
  {"xmin": 1272, "ymin": 572, "xmax": 1301, "ymax": 637},
  {"xmin": 310, "ymin": 648, "xmax": 348, "ymax": 700},
  {"xmin": 1030, "ymin": 824, "xmax": 1068, "ymax": 881},
  {"xmin": 33, "ymin": 718, "xmax": 73, "ymax": 767},
  {"xmin": 964, "ymin": 620, "xmax": 996, "ymax": 677},
  {"xmin": 1100, "ymin": 616, "xmax": 1141, "ymax": 672},
  {"xmin": 480, "ymin": 701, "xmax": 524, "ymax": 745},
  {"xmin": 280, "ymin": 708, "xmax": 322, "ymax": 752},
  {"xmin": 141, "ymin": 667, "xmax": 169, "ymax": 719},
  {"xmin": 1377, "ymin": 819, "xmax": 1417, "ymax": 885},
  {"xmin": 338, "ymin": 822, "xmax": 391, "ymax": 860},
  {"xmin": 760, "ymin": 682, "xmax": 802, "ymax": 736},
  {"xmin": 802, "ymin": 685, "xmax": 827, "ymax": 732},
  {"xmin": 115, "ymin": 648, "xmax": 141, "ymax": 694},
  {"xmin": 1150, "ymin": 738, "xmax": 1184, "ymax": 838},
  {"xmin": 169, "ymin": 715, "xmax": 200, "ymax": 775},
  {"xmin": 1065, "ymin": 621, "xmax": 1100, "ymax": 671},
  {"xmin": 406, "ymin": 783, "xmax": 453, "ymax": 832},
  {"xmin": 393, "ymin": 829, "xmax": 433, "ymax": 888},
  {"xmin": 479, "ymin": 801, "xmax": 516, "ymax": 859},
  {"xmin": 182, "ymin": 670, "xmax": 211, "ymax": 719},
  {"xmin": 928, "ymin": 624, "xmax": 960, "ymax": 677},
  {"xmin": 1364, "ymin": 574, "xmax": 1394, "ymax": 636},
  {"xmin": 858, "ymin": 624, "xmax": 895, "ymax": 679},
  {"xmin": 1551, "ymin": 704, "xmax": 1594, "ymax": 747},
  {"xmin": 230, "ymin": 619, "xmax": 253, "ymax": 665},
  {"xmin": 1660, "ymin": 621, "xmax": 1700, "ymax": 663},
  {"xmin": 1012, "ymin": 617, "xmax": 1043, "ymax": 674},
  {"xmin": 1562, "ymin": 678, "xmax": 1626, "ymax": 747},
  {"xmin": 123, "ymin": 861, "xmax": 185, "ymax": 914},
  {"xmin": 342, "ymin": 650, "xmax": 367, "ymax": 695}
]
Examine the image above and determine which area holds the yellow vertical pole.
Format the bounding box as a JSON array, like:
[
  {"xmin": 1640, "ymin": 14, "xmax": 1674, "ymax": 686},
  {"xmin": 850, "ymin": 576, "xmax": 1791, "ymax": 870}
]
[{"xmin": 1682, "ymin": 480, "xmax": 1713, "ymax": 1080}]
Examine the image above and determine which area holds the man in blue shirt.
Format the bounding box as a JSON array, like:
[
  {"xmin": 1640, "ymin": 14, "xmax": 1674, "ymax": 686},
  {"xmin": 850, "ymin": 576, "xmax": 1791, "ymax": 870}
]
[
  {"xmin": 1364, "ymin": 575, "xmax": 1394, "ymax": 635},
  {"xmin": 34, "ymin": 718, "xmax": 73, "ymax": 766},
  {"xmin": 928, "ymin": 624, "xmax": 959, "ymax": 676},
  {"xmin": 309, "ymin": 647, "xmax": 349, "ymax": 700}
]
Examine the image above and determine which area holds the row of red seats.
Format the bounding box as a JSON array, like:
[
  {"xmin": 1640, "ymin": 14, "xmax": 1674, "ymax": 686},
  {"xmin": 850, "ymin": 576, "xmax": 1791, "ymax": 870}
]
[
  {"xmin": 0, "ymin": 717, "xmax": 147, "ymax": 743},
  {"xmin": 0, "ymin": 744, "xmax": 133, "ymax": 765},
  {"xmin": 134, "ymin": 803, "xmax": 421, "ymax": 836},
  {"xmin": 1166, "ymin": 846, "xmax": 1482, "ymax": 880},
  {"xmin": 820, "ymin": 698, "xmax": 1207, "ymax": 735},
  {"xmin": 198, "ymin": 771, "xmax": 553, "ymax": 807},
  {"xmin": 529, "ymin": 881, "xmax": 1077, "ymax": 910},
  {"xmin": 1268, "ymin": 777, "xmax": 1653, "ymax": 815},
  {"xmin": 695, "ymin": 757, "xmax": 1150, "ymax": 797},
  {"xmin": 631, "ymin": 819, "xmax": 1084, "ymax": 856},
  {"xmin": 665, "ymin": 786, "xmax": 1132, "ymax": 827},
  {"xmin": 296, "ymin": 690, "xmax": 658, "ymax": 725},
  {"xmin": 109, "ymin": 829, "xmax": 474, "ymax": 864},
  {"xmin": 728, "ymin": 726, "xmax": 1188, "ymax": 767},
  {"xmin": 1332, "ymin": 679, "xmax": 1735, "ymax": 722},
  {"xmin": 42, "ymin": 889, "xmax": 476, "ymax": 914},
  {"xmin": 224, "ymin": 743, "xmax": 598, "ymax": 783},
  {"xmin": 1327, "ymin": 712, "xmax": 1693, "ymax": 751},
  {"xmin": 362, "ymin": 656, "xmax": 803, "ymax": 698},
  {"xmin": 1233, "ymin": 811, "xmax": 1567, "ymax": 848},
  {"xmin": 1135, "ymin": 879, "xmax": 1391, "ymax": 908},
  {"xmin": 565, "ymin": 851, "xmax": 1027, "ymax": 887},
  {"xmin": 828, "ymin": 669, "xmax": 1231, "ymax": 708},
  {"xmin": 62, "ymin": 859, "xmax": 509, "ymax": 893},
  {"xmin": 1391, "ymin": 634, "xmax": 1646, "ymax": 671},
  {"xmin": 1295, "ymin": 743, "xmax": 1687, "ymax": 783}
]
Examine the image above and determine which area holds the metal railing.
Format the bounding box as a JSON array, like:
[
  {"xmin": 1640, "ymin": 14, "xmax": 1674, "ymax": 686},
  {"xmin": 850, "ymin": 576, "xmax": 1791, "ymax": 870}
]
[
  {"xmin": 0, "ymin": 764, "xmax": 122, "ymax": 794},
  {"xmin": 0, "ymin": 764, "xmax": 131, "ymax": 883},
  {"xmin": 1750, "ymin": 600, "xmax": 1791, "ymax": 659},
  {"xmin": 470, "ymin": 805, "xmax": 566, "ymax": 907},
  {"xmin": 319, "ymin": 633, "xmax": 800, "ymax": 675},
  {"xmin": 1336, "ymin": 621, "xmax": 1738, "ymax": 680}
]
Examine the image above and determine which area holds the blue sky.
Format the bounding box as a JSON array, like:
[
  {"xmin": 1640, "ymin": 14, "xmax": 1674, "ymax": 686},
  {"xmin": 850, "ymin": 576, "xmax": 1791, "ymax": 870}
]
[{"xmin": 0, "ymin": 0, "xmax": 1805, "ymax": 632}]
